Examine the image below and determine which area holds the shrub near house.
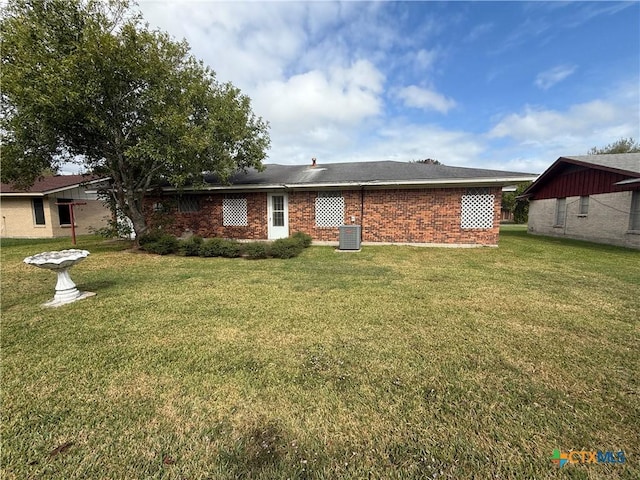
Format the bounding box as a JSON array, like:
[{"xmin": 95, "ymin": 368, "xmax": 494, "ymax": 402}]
[{"xmin": 139, "ymin": 232, "xmax": 313, "ymax": 259}]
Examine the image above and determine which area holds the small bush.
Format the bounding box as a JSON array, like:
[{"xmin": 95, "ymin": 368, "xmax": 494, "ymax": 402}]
[
  {"xmin": 200, "ymin": 238, "xmax": 242, "ymax": 258},
  {"xmin": 220, "ymin": 240, "xmax": 243, "ymax": 258},
  {"xmin": 269, "ymin": 237, "xmax": 303, "ymax": 259},
  {"xmin": 243, "ymin": 242, "xmax": 269, "ymax": 260},
  {"xmin": 143, "ymin": 234, "xmax": 179, "ymax": 255},
  {"xmin": 179, "ymin": 236, "xmax": 203, "ymax": 256},
  {"xmin": 291, "ymin": 231, "xmax": 312, "ymax": 248},
  {"xmin": 138, "ymin": 230, "xmax": 164, "ymax": 247},
  {"xmin": 199, "ymin": 238, "xmax": 225, "ymax": 257}
]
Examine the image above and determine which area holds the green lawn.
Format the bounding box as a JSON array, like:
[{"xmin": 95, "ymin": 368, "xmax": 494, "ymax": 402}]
[{"xmin": 1, "ymin": 230, "xmax": 638, "ymax": 479}]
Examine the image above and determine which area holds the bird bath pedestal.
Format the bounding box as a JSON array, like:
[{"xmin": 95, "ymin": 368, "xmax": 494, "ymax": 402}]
[{"xmin": 23, "ymin": 249, "xmax": 96, "ymax": 307}]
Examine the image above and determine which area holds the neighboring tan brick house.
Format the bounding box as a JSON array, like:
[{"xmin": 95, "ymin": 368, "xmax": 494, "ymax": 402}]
[
  {"xmin": 146, "ymin": 160, "xmax": 535, "ymax": 247},
  {"xmin": 520, "ymin": 153, "xmax": 640, "ymax": 249},
  {"xmin": 0, "ymin": 175, "xmax": 111, "ymax": 239}
]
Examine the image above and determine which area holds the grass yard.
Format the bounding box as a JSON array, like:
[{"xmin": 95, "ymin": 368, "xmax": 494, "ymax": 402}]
[{"xmin": 1, "ymin": 229, "xmax": 638, "ymax": 479}]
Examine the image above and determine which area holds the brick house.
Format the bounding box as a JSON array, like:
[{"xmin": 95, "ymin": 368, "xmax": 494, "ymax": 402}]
[
  {"xmin": 146, "ymin": 160, "xmax": 536, "ymax": 246},
  {"xmin": 520, "ymin": 153, "xmax": 640, "ymax": 249},
  {"xmin": 0, "ymin": 175, "xmax": 111, "ymax": 239}
]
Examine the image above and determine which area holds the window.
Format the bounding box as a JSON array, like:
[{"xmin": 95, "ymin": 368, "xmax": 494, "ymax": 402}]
[
  {"xmin": 579, "ymin": 196, "xmax": 589, "ymax": 215},
  {"xmin": 223, "ymin": 194, "xmax": 248, "ymax": 226},
  {"xmin": 315, "ymin": 191, "xmax": 344, "ymax": 227},
  {"xmin": 460, "ymin": 188, "xmax": 494, "ymax": 229},
  {"xmin": 57, "ymin": 198, "xmax": 72, "ymax": 226},
  {"xmin": 178, "ymin": 195, "xmax": 200, "ymax": 213},
  {"xmin": 33, "ymin": 198, "xmax": 45, "ymax": 225},
  {"xmin": 555, "ymin": 198, "xmax": 566, "ymax": 227},
  {"xmin": 272, "ymin": 195, "xmax": 285, "ymax": 227},
  {"xmin": 630, "ymin": 191, "xmax": 640, "ymax": 231}
]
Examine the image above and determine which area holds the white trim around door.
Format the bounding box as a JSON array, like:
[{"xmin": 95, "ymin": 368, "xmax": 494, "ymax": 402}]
[{"xmin": 267, "ymin": 193, "xmax": 289, "ymax": 239}]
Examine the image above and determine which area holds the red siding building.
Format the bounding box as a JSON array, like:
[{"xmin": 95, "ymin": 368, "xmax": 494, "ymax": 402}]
[{"xmin": 521, "ymin": 154, "xmax": 640, "ymax": 249}]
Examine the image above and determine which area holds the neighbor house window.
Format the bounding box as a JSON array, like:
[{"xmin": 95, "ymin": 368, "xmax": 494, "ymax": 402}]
[
  {"xmin": 178, "ymin": 195, "xmax": 200, "ymax": 213},
  {"xmin": 222, "ymin": 194, "xmax": 248, "ymax": 226},
  {"xmin": 315, "ymin": 191, "xmax": 344, "ymax": 227},
  {"xmin": 630, "ymin": 191, "xmax": 640, "ymax": 231},
  {"xmin": 32, "ymin": 198, "xmax": 45, "ymax": 226},
  {"xmin": 460, "ymin": 187, "xmax": 494, "ymax": 229},
  {"xmin": 57, "ymin": 198, "xmax": 73, "ymax": 226},
  {"xmin": 579, "ymin": 196, "xmax": 589, "ymax": 215},
  {"xmin": 555, "ymin": 198, "xmax": 566, "ymax": 226}
]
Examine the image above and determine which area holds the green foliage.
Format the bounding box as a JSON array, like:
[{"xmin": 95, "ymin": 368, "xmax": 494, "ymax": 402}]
[
  {"xmin": 501, "ymin": 182, "xmax": 531, "ymax": 224},
  {"xmin": 0, "ymin": 0, "xmax": 270, "ymax": 238},
  {"xmin": 291, "ymin": 231, "xmax": 313, "ymax": 248},
  {"xmin": 413, "ymin": 158, "xmax": 442, "ymax": 165},
  {"xmin": 140, "ymin": 234, "xmax": 179, "ymax": 255},
  {"xmin": 268, "ymin": 237, "xmax": 304, "ymax": 259},
  {"xmin": 179, "ymin": 236, "xmax": 204, "ymax": 256},
  {"xmin": 199, "ymin": 238, "xmax": 242, "ymax": 258},
  {"xmin": 588, "ymin": 137, "xmax": 640, "ymax": 154},
  {"xmin": 242, "ymin": 242, "xmax": 269, "ymax": 260},
  {"xmin": 137, "ymin": 230, "xmax": 165, "ymax": 247},
  {"xmin": 92, "ymin": 217, "xmax": 133, "ymax": 239}
]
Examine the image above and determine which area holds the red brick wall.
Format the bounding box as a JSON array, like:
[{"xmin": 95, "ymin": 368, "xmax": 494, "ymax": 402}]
[
  {"xmin": 288, "ymin": 190, "xmax": 362, "ymax": 241},
  {"xmin": 360, "ymin": 188, "xmax": 501, "ymax": 245},
  {"xmin": 145, "ymin": 192, "xmax": 267, "ymax": 239},
  {"xmin": 144, "ymin": 187, "xmax": 502, "ymax": 245}
]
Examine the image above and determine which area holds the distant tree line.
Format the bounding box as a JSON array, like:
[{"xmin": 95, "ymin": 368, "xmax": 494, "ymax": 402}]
[{"xmin": 588, "ymin": 137, "xmax": 639, "ymax": 154}]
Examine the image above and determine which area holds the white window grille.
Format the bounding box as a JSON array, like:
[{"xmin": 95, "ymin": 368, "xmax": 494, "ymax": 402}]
[
  {"xmin": 315, "ymin": 191, "xmax": 344, "ymax": 227},
  {"xmin": 461, "ymin": 189, "xmax": 494, "ymax": 229},
  {"xmin": 223, "ymin": 196, "xmax": 248, "ymax": 226}
]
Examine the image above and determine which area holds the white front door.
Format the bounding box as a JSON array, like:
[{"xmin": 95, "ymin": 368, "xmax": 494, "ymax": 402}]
[{"xmin": 267, "ymin": 193, "xmax": 289, "ymax": 239}]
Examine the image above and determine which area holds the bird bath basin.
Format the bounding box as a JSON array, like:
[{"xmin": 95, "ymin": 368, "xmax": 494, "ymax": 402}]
[{"xmin": 23, "ymin": 249, "xmax": 95, "ymax": 307}]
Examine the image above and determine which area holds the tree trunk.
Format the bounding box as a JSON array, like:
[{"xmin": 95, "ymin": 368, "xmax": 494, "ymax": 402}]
[
  {"xmin": 128, "ymin": 206, "xmax": 148, "ymax": 245},
  {"xmin": 115, "ymin": 181, "xmax": 149, "ymax": 246}
]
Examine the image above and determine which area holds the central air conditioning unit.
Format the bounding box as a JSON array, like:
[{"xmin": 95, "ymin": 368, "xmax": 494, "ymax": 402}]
[{"xmin": 338, "ymin": 225, "xmax": 361, "ymax": 250}]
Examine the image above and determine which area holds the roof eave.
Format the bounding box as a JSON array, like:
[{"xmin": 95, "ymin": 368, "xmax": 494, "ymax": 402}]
[
  {"xmin": 159, "ymin": 176, "xmax": 538, "ymax": 192},
  {"xmin": 0, "ymin": 177, "xmax": 109, "ymax": 196}
]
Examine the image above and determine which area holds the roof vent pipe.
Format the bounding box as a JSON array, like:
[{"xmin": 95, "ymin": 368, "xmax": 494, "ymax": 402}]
[{"xmin": 311, "ymin": 158, "xmax": 317, "ymax": 167}]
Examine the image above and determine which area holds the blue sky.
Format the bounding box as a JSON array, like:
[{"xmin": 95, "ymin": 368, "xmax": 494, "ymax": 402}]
[{"xmin": 137, "ymin": 1, "xmax": 640, "ymax": 174}]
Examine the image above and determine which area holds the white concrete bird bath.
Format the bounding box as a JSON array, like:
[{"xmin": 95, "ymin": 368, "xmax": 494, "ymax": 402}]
[{"xmin": 23, "ymin": 249, "xmax": 95, "ymax": 307}]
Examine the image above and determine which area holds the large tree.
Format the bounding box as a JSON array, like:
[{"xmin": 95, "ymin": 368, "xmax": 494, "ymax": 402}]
[
  {"xmin": 1, "ymin": 0, "xmax": 270, "ymax": 238},
  {"xmin": 587, "ymin": 137, "xmax": 640, "ymax": 154}
]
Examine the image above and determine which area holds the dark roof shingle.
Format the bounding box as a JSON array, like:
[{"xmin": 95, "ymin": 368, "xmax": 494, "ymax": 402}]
[{"xmin": 201, "ymin": 161, "xmax": 536, "ymax": 189}]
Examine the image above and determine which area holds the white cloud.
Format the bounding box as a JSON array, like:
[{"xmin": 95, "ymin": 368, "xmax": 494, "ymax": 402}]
[
  {"xmin": 133, "ymin": 1, "xmax": 637, "ymax": 175},
  {"xmin": 488, "ymin": 100, "xmax": 623, "ymax": 142},
  {"xmin": 485, "ymin": 83, "xmax": 639, "ymax": 173},
  {"xmin": 413, "ymin": 49, "xmax": 439, "ymax": 71},
  {"xmin": 253, "ymin": 60, "xmax": 384, "ymax": 132},
  {"xmin": 534, "ymin": 64, "xmax": 577, "ymax": 90},
  {"xmin": 396, "ymin": 86, "xmax": 456, "ymax": 113},
  {"xmin": 464, "ymin": 22, "xmax": 493, "ymax": 43}
]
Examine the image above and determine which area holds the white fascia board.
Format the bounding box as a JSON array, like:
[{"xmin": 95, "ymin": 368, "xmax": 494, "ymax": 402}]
[
  {"xmin": 0, "ymin": 192, "xmax": 45, "ymax": 197},
  {"xmin": 286, "ymin": 176, "xmax": 538, "ymax": 189}
]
